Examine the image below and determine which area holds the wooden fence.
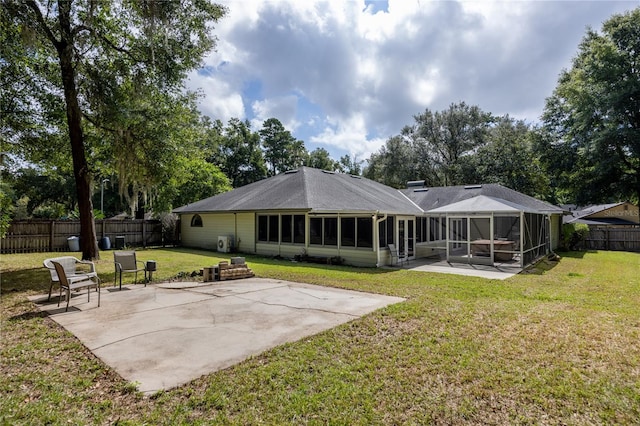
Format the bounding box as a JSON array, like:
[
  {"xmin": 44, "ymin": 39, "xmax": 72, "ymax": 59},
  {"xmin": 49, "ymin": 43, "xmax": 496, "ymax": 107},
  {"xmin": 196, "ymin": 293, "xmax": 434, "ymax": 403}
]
[
  {"xmin": 584, "ymin": 227, "xmax": 640, "ymax": 252},
  {"xmin": 1, "ymin": 220, "xmax": 165, "ymax": 254}
]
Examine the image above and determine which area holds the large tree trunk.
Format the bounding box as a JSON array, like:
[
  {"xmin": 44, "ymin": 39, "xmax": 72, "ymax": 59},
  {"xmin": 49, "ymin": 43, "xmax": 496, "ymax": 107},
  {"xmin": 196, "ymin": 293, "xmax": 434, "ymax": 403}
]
[{"xmin": 57, "ymin": 1, "xmax": 99, "ymax": 260}]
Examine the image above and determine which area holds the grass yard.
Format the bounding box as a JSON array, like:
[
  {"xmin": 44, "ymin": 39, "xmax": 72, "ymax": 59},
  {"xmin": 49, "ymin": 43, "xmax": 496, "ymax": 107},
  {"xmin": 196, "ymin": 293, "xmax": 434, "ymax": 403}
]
[{"xmin": 1, "ymin": 248, "xmax": 639, "ymax": 425}]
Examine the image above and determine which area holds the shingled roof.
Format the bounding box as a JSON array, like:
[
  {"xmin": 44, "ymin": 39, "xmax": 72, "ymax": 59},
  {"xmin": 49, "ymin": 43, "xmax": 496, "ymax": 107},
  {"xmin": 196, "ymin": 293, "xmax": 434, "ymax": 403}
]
[
  {"xmin": 173, "ymin": 167, "xmax": 423, "ymax": 215},
  {"xmin": 401, "ymin": 184, "xmax": 564, "ymax": 214}
]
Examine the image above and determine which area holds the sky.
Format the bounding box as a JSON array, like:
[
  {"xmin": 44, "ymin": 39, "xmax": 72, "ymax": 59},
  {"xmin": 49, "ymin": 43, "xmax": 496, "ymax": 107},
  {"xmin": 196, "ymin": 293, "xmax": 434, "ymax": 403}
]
[{"xmin": 186, "ymin": 0, "xmax": 638, "ymax": 162}]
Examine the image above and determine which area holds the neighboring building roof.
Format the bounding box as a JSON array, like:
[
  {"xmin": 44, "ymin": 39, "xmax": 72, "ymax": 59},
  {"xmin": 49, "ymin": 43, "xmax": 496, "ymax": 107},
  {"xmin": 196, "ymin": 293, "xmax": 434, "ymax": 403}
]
[
  {"xmin": 173, "ymin": 167, "xmax": 423, "ymax": 215},
  {"xmin": 401, "ymin": 184, "xmax": 565, "ymax": 215},
  {"xmin": 564, "ymin": 202, "xmax": 639, "ymax": 225}
]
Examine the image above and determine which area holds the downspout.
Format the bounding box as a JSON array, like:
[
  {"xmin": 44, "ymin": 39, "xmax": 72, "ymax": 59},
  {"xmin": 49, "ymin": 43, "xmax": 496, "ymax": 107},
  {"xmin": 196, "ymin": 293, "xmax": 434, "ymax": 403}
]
[
  {"xmin": 375, "ymin": 212, "xmax": 387, "ymax": 267},
  {"xmin": 520, "ymin": 211, "xmax": 525, "ymax": 268}
]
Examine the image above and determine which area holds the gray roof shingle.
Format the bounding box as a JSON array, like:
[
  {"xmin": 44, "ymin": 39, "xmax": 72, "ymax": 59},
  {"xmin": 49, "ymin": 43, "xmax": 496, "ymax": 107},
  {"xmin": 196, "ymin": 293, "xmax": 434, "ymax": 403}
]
[
  {"xmin": 173, "ymin": 167, "xmax": 423, "ymax": 215},
  {"xmin": 401, "ymin": 184, "xmax": 564, "ymax": 214}
]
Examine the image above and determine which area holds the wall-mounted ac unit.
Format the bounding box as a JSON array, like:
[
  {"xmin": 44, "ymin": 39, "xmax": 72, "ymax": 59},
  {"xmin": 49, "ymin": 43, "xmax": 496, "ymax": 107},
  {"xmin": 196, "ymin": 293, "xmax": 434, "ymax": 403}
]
[{"xmin": 217, "ymin": 235, "xmax": 231, "ymax": 253}]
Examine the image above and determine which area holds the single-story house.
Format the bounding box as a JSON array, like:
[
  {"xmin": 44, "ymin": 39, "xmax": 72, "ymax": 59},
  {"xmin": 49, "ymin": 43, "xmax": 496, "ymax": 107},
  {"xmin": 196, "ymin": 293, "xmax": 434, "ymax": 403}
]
[
  {"xmin": 563, "ymin": 202, "xmax": 639, "ymax": 228},
  {"xmin": 173, "ymin": 167, "xmax": 565, "ymax": 268}
]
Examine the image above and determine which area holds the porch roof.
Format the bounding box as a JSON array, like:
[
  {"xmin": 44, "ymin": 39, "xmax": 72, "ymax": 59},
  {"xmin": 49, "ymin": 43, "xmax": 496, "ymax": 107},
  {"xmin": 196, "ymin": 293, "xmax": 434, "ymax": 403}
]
[
  {"xmin": 402, "ymin": 183, "xmax": 564, "ymax": 215},
  {"xmin": 426, "ymin": 195, "xmax": 539, "ymax": 214}
]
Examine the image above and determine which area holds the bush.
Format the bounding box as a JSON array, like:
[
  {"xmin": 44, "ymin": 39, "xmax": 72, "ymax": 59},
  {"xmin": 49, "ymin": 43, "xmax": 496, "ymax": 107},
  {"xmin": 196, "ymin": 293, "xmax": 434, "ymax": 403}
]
[{"xmin": 561, "ymin": 223, "xmax": 590, "ymax": 251}]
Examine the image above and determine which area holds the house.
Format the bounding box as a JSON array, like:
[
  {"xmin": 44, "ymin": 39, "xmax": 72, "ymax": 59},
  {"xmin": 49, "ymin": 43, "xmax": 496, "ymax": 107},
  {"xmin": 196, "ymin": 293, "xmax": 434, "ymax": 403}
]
[
  {"xmin": 564, "ymin": 202, "xmax": 639, "ymax": 228},
  {"xmin": 173, "ymin": 167, "xmax": 565, "ymax": 268}
]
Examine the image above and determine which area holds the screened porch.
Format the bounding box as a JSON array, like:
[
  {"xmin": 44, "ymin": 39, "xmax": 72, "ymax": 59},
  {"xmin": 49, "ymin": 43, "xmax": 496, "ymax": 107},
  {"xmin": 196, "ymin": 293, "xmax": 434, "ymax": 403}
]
[{"xmin": 426, "ymin": 196, "xmax": 551, "ymax": 268}]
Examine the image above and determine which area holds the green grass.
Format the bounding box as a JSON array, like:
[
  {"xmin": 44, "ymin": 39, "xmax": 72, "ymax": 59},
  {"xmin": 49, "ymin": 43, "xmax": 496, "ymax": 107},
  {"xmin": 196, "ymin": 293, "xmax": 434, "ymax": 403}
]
[{"xmin": 1, "ymin": 248, "xmax": 639, "ymax": 424}]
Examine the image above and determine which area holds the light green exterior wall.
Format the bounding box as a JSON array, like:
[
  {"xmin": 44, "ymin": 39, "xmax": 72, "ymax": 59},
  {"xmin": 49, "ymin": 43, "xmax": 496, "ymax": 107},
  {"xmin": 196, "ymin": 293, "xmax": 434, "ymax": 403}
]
[
  {"xmin": 235, "ymin": 212, "xmax": 256, "ymax": 254},
  {"xmin": 180, "ymin": 211, "xmax": 382, "ymax": 267},
  {"xmin": 180, "ymin": 213, "xmax": 256, "ymax": 253}
]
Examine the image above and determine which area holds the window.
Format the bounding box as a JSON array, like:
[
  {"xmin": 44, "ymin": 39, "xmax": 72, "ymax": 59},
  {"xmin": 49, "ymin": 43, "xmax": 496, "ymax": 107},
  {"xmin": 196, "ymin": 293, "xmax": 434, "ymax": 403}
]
[
  {"xmin": 357, "ymin": 217, "xmax": 373, "ymax": 248},
  {"xmin": 341, "ymin": 217, "xmax": 355, "ymax": 247},
  {"xmin": 268, "ymin": 215, "xmax": 279, "ymax": 242},
  {"xmin": 429, "ymin": 217, "xmax": 443, "ymax": 241},
  {"xmin": 310, "ymin": 217, "xmax": 337, "ymax": 246},
  {"xmin": 257, "ymin": 215, "xmax": 279, "ymax": 243},
  {"xmin": 293, "ymin": 215, "xmax": 305, "ymax": 244},
  {"xmin": 281, "ymin": 215, "xmax": 292, "ymax": 243},
  {"xmin": 258, "ymin": 216, "xmax": 268, "ymax": 242},
  {"xmin": 378, "ymin": 216, "xmax": 395, "ymax": 248},
  {"xmin": 324, "ymin": 217, "xmax": 338, "ymax": 246},
  {"xmin": 260, "ymin": 214, "xmax": 306, "ymax": 244},
  {"xmin": 310, "ymin": 217, "xmax": 323, "ymax": 245},
  {"xmin": 190, "ymin": 214, "xmax": 203, "ymax": 227},
  {"xmin": 416, "ymin": 217, "xmax": 429, "ymax": 243}
]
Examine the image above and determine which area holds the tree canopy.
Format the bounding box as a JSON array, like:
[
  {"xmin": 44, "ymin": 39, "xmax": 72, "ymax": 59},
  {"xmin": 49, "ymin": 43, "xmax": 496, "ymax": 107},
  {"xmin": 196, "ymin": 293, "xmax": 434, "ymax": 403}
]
[
  {"xmin": 2, "ymin": 0, "xmax": 226, "ymax": 259},
  {"xmin": 542, "ymin": 8, "xmax": 640, "ymax": 204}
]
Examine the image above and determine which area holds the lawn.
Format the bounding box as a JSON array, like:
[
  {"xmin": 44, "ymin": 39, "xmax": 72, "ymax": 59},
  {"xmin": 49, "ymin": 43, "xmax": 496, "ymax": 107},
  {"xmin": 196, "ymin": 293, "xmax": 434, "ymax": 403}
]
[{"xmin": 1, "ymin": 248, "xmax": 639, "ymax": 425}]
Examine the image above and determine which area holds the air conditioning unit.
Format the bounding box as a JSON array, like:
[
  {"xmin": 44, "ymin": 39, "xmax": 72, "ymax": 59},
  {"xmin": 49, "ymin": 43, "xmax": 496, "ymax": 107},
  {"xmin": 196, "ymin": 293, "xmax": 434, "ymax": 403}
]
[{"xmin": 217, "ymin": 235, "xmax": 231, "ymax": 253}]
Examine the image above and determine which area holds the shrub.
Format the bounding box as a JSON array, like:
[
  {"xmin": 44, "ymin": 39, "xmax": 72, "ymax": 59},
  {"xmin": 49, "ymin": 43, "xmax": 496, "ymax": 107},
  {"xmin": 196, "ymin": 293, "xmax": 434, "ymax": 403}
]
[{"xmin": 561, "ymin": 223, "xmax": 590, "ymax": 251}]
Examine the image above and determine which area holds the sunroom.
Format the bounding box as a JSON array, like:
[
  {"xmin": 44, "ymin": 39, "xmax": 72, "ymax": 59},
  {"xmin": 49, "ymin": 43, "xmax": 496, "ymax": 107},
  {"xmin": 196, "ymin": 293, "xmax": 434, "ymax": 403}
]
[{"xmin": 425, "ymin": 195, "xmax": 550, "ymax": 268}]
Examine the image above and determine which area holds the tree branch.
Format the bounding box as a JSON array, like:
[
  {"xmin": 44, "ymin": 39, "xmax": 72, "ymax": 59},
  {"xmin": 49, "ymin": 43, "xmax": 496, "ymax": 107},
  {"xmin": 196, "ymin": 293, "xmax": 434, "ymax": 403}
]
[
  {"xmin": 24, "ymin": 0, "xmax": 60, "ymax": 48},
  {"xmin": 72, "ymin": 24, "xmax": 142, "ymax": 62},
  {"xmin": 82, "ymin": 112, "xmax": 117, "ymax": 133}
]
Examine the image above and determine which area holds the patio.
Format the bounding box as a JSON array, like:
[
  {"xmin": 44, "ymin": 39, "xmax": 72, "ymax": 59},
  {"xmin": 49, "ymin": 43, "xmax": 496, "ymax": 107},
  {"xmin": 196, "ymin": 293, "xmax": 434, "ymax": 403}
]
[
  {"xmin": 30, "ymin": 278, "xmax": 403, "ymax": 395},
  {"xmin": 399, "ymin": 256, "xmax": 522, "ymax": 280}
]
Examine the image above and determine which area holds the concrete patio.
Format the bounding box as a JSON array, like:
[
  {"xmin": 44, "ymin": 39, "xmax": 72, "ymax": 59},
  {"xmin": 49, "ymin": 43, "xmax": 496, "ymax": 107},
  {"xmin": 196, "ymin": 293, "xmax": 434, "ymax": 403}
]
[
  {"xmin": 30, "ymin": 278, "xmax": 404, "ymax": 395},
  {"xmin": 398, "ymin": 257, "xmax": 522, "ymax": 280}
]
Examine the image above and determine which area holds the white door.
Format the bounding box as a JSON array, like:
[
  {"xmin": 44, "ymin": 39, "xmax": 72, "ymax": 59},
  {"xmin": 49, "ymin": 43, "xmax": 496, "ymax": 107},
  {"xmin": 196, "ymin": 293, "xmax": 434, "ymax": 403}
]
[{"xmin": 397, "ymin": 217, "xmax": 415, "ymax": 260}]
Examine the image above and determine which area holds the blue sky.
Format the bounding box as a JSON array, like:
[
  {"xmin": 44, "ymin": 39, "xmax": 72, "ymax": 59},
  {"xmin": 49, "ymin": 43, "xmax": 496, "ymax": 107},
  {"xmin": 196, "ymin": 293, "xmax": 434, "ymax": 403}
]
[{"xmin": 187, "ymin": 0, "xmax": 638, "ymax": 163}]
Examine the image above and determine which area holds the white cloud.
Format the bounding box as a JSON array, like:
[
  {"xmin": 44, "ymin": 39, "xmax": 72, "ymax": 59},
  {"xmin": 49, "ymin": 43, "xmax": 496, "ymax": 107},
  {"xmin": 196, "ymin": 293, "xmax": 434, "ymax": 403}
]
[
  {"xmin": 310, "ymin": 113, "xmax": 386, "ymax": 159},
  {"xmin": 250, "ymin": 95, "xmax": 300, "ymax": 132},
  {"xmin": 191, "ymin": 0, "xmax": 637, "ymax": 159},
  {"xmin": 186, "ymin": 70, "xmax": 245, "ymax": 123}
]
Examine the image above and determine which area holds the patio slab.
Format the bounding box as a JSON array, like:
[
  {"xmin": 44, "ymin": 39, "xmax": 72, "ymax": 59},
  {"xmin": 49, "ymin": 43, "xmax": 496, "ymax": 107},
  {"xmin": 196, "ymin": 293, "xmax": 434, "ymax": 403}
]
[
  {"xmin": 30, "ymin": 278, "xmax": 403, "ymax": 395},
  {"xmin": 402, "ymin": 258, "xmax": 522, "ymax": 280}
]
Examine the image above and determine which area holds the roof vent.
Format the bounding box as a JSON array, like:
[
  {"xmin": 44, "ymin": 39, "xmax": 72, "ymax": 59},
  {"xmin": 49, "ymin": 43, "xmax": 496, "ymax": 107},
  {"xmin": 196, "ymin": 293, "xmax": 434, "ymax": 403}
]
[
  {"xmin": 350, "ymin": 175, "xmax": 361, "ymax": 179},
  {"xmin": 322, "ymin": 170, "xmax": 335, "ymax": 175},
  {"xmin": 407, "ymin": 180, "xmax": 425, "ymax": 188},
  {"xmin": 464, "ymin": 185, "xmax": 482, "ymax": 189},
  {"xmin": 284, "ymin": 169, "xmax": 299, "ymax": 174},
  {"xmin": 413, "ymin": 188, "xmax": 429, "ymax": 192}
]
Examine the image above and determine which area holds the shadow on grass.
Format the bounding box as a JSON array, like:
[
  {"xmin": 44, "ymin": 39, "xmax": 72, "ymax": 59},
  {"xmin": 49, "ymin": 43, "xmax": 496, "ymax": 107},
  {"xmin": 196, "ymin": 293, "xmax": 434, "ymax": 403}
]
[
  {"xmin": 223, "ymin": 252, "xmax": 398, "ymax": 275},
  {"xmin": 8, "ymin": 309, "xmax": 47, "ymax": 322},
  {"xmin": 558, "ymin": 250, "xmax": 596, "ymax": 259},
  {"xmin": 520, "ymin": 250, "xmax": 596, "ymax": 276}
]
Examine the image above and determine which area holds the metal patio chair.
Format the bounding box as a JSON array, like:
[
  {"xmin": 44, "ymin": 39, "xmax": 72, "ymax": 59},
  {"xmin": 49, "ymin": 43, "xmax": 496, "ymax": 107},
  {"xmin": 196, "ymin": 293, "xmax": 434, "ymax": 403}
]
[
  {"xmin": 51, "ymin": 260, "xmax": 101, "ymax": 312},
  {"xmin": 43, "ymin": 256, "xmax": 100, "ymax": 302},
  {"xmin": 113, "ymin": 251, "xmax": 147, "ymax": 290}
]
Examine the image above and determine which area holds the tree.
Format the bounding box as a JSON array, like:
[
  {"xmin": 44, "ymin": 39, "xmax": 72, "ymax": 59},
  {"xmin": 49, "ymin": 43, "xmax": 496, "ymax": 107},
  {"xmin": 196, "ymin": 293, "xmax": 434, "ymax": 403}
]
[
  {"xmin": 363, "ymin": 135, "xmax": 415, "ymax": 188},
  {"xmin": 411, "ymin": 102, "xmax": 494, "ymax": 185},
  {"xmin": 460, "ymin": 116, "xmax": 550, "ymax": 198},
  {"xmin": 338, "ymin": 154, "xmax": 363, "ymax": 175},
  {"xmin": 364, "ymin": 102, "xmax": 494, "ymax": 188},
  {"xmin": 306, "ymin": 148, "xmax": 337, "ymax": 171},
  {"xmin": 214, "ymin": 118, "xmax": 267, "ymax": 188},
  {"xmin": 542, "ymin": 8, "xmax": 640, "ymax": 204},
  {"xmin": 155, "ymin": 157, "xmax": 231, "ymax": 212},
  {"xmin": 3, "ymin": 0, "xmax": 226, "ymax": 259},
  {"xmin": 259, "ymin": 118, "xmax": 306, "ymax": 175}
]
